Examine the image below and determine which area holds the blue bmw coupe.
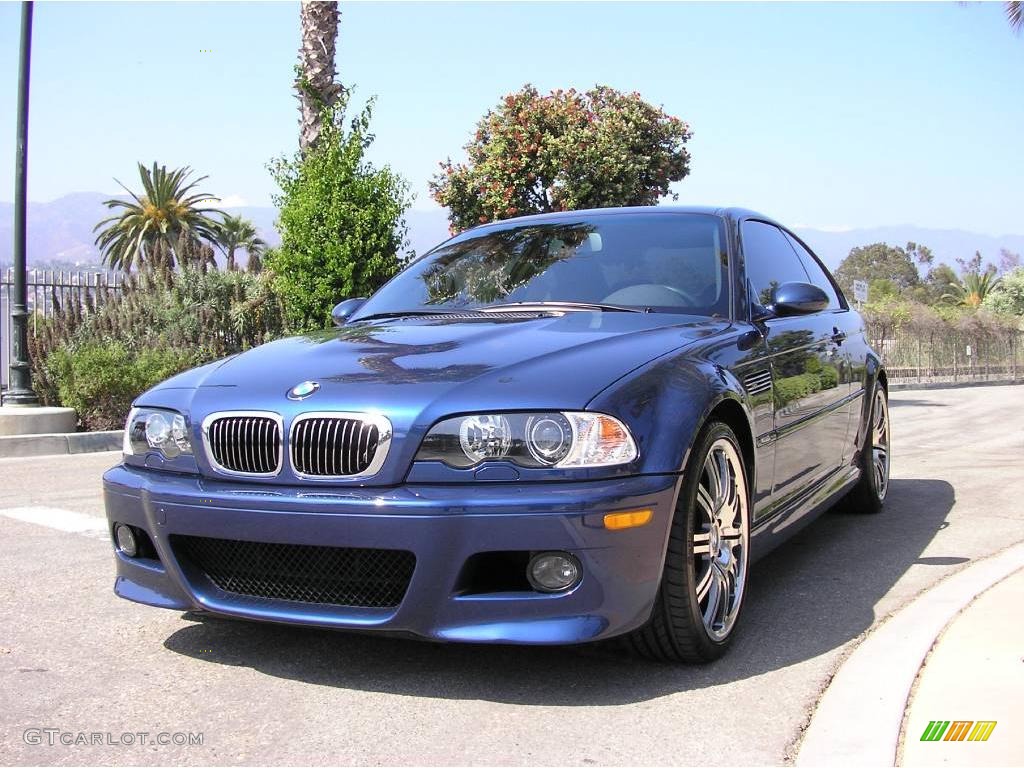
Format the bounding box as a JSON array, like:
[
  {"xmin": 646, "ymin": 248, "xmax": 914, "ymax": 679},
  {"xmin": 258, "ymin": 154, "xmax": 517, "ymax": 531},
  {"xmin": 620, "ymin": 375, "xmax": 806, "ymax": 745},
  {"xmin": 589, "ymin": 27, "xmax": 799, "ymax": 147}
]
[{"xmin": 104, "ymin": 207, "xmax": 889, "ymax": 663}]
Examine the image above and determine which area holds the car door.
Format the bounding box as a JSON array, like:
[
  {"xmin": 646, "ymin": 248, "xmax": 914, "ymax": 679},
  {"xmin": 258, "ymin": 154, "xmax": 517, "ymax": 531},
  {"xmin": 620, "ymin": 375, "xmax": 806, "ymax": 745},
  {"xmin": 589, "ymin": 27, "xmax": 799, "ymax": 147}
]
[
  {"xmin": 781, "ymin": 229, "xmax": 858, "ymax": 464},
  {"xmin": 740, "ymin": 220, "xmax": 849, "ymax": 507}
]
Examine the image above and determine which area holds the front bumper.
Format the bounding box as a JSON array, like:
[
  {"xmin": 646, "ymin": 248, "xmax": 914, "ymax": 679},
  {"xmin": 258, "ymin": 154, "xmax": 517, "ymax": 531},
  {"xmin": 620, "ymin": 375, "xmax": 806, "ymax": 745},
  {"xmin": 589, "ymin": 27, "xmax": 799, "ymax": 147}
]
[{"xmin": 102, "ymin": 465, "xmax": 680, "ymax": 644}]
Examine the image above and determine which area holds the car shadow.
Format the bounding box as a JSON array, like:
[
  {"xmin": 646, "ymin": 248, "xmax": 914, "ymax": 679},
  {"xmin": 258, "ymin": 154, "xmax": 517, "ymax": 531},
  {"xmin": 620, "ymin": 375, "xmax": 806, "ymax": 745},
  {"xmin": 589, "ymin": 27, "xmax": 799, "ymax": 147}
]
[{"xmin": 162, "ymin": 477, "xmax": 955, "ymax": 705}]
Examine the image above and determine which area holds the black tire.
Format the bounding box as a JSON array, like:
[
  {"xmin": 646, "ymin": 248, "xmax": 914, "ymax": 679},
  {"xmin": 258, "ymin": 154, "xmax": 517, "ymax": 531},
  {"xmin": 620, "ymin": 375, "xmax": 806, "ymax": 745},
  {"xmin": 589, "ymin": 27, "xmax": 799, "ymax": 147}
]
[
  {"xmin": 627, "ymin": 421, "xmax": 751, "ymax": 663},
  {"xmin": 843, "ymin": 379, "xmax": 890, "ymax": 515}
]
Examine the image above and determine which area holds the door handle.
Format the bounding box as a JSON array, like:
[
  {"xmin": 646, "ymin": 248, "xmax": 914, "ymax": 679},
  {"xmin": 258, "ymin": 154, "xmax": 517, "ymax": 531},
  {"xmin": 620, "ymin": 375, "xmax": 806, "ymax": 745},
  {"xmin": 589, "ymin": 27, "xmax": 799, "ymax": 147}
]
[{"xmin": 832, "ymin": 329, "xmax": 847, "ymax": 344}]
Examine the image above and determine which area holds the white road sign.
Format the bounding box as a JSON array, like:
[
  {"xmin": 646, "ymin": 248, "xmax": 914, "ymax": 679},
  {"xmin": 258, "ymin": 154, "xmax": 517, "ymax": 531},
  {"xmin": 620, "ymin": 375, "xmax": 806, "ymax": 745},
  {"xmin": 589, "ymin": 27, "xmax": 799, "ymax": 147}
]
[{"xmin": 853, "ymin": 279, "xmax": 869, "ymax": 304}]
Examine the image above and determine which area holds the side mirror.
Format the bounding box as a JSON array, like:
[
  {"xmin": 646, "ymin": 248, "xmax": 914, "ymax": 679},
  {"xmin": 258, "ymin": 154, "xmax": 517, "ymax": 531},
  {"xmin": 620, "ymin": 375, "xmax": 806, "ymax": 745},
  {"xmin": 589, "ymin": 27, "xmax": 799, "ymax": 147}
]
[
  {"xmin": 771, "ymin": 282, "xmax": 829, "ymax": 316},
  {"xmin": 331, "ymin": 297, "xmax": 367, "ymax": 326}
]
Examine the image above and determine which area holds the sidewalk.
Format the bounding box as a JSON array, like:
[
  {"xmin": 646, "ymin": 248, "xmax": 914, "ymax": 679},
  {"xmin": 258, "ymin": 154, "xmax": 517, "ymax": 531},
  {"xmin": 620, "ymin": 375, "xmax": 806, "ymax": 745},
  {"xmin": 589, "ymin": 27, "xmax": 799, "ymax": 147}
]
[
  {"xmin": 900, "ymin": 568, "xmax": 1024, "ymax": 766},
  {"xmin": 796, "ymin": 544, "xmax": 1024, "ymax": 766}
]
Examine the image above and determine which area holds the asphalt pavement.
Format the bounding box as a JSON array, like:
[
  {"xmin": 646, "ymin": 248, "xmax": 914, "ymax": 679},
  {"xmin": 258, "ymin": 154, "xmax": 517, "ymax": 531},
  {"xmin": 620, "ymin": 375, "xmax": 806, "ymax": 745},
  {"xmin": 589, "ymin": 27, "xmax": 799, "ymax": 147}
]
[{"xmin": 1, "ymin": 384, "xmax": 1022, "ymax": 766}]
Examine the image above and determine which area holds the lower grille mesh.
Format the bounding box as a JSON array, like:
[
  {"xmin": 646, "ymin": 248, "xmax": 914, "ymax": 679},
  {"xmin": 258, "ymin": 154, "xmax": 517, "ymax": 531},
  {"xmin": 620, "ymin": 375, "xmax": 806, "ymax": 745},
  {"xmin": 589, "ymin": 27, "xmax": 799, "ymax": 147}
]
[{"xmin": 171, "ymin": 535, "xmax": 415, "ymax": 608}]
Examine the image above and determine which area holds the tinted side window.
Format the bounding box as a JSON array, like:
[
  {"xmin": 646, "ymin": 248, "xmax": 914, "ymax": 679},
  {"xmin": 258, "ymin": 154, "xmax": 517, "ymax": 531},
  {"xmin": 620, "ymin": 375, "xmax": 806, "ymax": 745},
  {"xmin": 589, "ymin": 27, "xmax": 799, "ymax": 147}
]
[
  {"xmin": 741, "ymin": 221, "xmax": 810, "ymax": 308},
  {"xmin": 784, "ymin": 232, "xmax": 842, "ymax": 309}
]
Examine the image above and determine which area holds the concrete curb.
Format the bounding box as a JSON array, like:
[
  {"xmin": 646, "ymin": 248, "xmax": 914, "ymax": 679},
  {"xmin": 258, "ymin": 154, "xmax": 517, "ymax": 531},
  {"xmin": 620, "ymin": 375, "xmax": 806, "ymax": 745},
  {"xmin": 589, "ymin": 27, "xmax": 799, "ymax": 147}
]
[
  {"xmin": 795, "ymin": 541, "xmax": 1024, "ymax": 766},
  {"xmin": 0, "ymin": 430, "xmax": 122, "ymax": 458},
  {"xmin": 0, "ymin": 405, "xmax": 77, "ymax": 436},
  {"xmin": 899, "ymin": 568, "xmax": 1024, "ymax": 765}
]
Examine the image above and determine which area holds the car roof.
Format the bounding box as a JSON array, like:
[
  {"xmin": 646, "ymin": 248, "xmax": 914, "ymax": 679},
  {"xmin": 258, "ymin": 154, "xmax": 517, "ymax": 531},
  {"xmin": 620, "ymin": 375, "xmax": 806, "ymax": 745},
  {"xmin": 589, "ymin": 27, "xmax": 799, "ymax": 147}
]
[{"xmin": 461, "ymin": 205, "xmax": 781, "ymax": 234}]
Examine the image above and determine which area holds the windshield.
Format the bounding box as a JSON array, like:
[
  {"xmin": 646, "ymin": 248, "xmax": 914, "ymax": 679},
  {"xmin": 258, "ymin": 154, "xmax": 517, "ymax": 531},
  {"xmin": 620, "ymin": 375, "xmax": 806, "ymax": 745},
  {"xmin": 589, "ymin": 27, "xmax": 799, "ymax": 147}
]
[{"xmin": 354, "ymin": 212, "xmax": 730, "ymax": 319}]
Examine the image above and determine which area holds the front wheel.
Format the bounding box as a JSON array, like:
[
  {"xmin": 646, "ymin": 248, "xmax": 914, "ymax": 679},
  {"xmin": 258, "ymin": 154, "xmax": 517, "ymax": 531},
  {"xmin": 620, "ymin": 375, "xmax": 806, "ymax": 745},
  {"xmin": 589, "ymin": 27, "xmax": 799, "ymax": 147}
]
[{"xmin": 627, "ymin": 421, "xmax": 751, "ymax": 663}]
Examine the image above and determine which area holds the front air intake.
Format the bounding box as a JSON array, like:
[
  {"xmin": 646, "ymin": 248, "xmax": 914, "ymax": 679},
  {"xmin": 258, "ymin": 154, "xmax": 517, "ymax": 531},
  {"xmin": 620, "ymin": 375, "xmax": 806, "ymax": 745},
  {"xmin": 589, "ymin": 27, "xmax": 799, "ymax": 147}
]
[{"xmin": 171, "ymin": 535, "xmax": 416, "ymax": 608}]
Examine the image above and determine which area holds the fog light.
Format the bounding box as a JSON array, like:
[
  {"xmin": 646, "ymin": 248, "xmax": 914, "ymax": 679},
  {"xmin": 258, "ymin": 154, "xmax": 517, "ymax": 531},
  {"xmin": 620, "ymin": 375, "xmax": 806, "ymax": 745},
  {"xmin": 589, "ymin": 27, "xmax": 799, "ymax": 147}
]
[
  {"xmin": 527, "ymin": 552, "xmax": 581, "ymax": 593},
  {"xmin": 114, "ymin": 523, "xmax": 138, "ymax": 558}
]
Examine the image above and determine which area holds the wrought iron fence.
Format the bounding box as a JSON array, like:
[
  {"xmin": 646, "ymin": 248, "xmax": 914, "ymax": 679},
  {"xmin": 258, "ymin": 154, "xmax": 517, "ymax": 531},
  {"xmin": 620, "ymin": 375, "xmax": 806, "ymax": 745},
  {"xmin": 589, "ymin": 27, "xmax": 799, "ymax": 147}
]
[
  {"xmin": 867, "ymin": 324, "xmax": 1022, "ymax": 386},
  {"xmin": 1, "ymin": 268, "xmax": 123, "ymax": 389}
]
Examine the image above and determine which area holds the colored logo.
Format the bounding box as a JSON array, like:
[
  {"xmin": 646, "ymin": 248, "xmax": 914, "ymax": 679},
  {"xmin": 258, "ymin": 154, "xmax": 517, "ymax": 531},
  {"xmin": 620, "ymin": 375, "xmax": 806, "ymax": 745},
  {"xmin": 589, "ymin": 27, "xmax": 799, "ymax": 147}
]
[
  {"xmin": 920, "ymin": 721, "xmax": 997, "ymax": 742},
  {"xmin": 287, "ymin": 381, "xmax": 320, "ymax": 401}
]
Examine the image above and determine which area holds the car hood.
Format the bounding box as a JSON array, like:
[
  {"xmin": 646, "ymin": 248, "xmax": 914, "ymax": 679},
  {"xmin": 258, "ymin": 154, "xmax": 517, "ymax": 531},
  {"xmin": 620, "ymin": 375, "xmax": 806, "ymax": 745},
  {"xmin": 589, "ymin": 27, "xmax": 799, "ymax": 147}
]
[{"xmin": 144, "ymin": 312, "xmax": 729, "ymax": 484}]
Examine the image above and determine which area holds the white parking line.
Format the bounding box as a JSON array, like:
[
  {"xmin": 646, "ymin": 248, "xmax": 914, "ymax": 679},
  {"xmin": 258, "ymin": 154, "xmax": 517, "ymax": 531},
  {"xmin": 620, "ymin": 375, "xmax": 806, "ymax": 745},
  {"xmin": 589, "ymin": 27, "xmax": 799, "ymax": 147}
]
[{"xmin": 0, "ymin": 506, "xmax": 109, "ymax": 539}]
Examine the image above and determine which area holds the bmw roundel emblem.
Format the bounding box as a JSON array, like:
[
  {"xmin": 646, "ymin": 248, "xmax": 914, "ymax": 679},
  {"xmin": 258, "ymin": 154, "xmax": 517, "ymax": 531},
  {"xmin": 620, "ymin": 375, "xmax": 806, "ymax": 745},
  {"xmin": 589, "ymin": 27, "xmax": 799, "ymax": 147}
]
[{"xmin": 287, "ymin": 381, "xmax": 320, "ymax": 401}]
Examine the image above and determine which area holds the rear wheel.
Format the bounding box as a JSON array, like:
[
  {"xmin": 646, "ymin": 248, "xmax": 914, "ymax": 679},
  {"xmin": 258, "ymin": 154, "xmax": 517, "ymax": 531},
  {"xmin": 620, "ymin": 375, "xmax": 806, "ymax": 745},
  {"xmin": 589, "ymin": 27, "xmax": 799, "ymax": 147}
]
[
  {"xmin": 843, "ymin": 380, "xmax": 890, "ymax": 514},
  {"xmin": 627, "ymin": 421, "xmax": 751, "ymax": 663}
]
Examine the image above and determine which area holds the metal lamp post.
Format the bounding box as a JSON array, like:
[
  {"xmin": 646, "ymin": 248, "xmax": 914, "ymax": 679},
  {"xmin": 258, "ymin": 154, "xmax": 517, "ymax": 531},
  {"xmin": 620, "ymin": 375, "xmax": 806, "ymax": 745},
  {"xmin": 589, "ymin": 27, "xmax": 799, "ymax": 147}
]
[{"xmin": 5, "ymin": 0, "xmax": 39, "ymax": 406}]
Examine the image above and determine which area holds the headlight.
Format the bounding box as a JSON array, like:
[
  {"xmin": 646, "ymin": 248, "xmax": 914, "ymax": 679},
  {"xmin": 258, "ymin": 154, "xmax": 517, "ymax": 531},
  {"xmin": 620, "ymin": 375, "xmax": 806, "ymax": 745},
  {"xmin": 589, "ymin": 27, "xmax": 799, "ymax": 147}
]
[
  {"xmin": 459, "ymin": 414, "xmax": 513, "ymax": 463},
  {"xmin": 124, "ymin": 407, "xmax": 192, "ymax": 459},
  {"xmin": 416, "ymin": 412, "xmax": 637, "ymax": 469}
]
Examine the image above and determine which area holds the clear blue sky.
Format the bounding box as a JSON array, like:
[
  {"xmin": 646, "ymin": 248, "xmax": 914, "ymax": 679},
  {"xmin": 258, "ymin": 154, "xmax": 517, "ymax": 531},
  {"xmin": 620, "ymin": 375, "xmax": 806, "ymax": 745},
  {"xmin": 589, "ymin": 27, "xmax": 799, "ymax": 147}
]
[{"xmin": 0, "ymin": 1, "xmax": 1021, "ymax": 235}]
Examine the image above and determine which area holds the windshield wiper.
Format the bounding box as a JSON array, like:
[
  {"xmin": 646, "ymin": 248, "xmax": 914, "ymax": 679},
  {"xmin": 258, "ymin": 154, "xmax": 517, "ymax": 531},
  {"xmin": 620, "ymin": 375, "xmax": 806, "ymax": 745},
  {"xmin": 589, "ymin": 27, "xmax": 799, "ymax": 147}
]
[
  {"xmin": 480, "ymin": 301, "xmax": 645, "ymax": 313},
  {"xmin": 353, "ymin": 310, "xmax": 461, "ymax": 322},
  {"xmin": 357, "ymin": 302, "xmax": 647, "ymax": 322}
]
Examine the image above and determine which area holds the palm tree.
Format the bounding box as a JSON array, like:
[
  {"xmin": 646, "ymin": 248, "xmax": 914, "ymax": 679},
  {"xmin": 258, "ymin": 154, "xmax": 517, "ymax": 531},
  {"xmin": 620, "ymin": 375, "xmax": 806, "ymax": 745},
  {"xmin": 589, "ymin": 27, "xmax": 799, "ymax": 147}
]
[
  {"xmin": 94, "ymin": 163, "xmax": 224, "ymax": 271},
  {"xmin": 1008, "ymin": 2, "xmax": 1023, "ymax": 33},
  {"xmin": 297, "ymin": 0, "xmax": 342, "ymax": 153},
  {"xmin": 215, "ymin": 215, "xmax": 267, "ymax": 271},
  {"xmin": 942, "ymin": 271, "xmax": 1001, "ymax": 308}
]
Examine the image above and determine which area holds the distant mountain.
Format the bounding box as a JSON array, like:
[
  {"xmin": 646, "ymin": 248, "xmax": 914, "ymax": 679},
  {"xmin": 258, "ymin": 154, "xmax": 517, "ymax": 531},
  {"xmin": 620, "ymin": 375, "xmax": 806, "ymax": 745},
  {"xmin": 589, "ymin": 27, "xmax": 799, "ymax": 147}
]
[
  {"xmin": 1, "ymin": 194, "xmax": 1021, "ymax": 272},
  {"xmin": 0, "ymin": 192, "xmax": 116, "ymax": 266},
  {"xmin": 0, "ymin": 193, "xmax": 281, "ymax": 268},
  {"xmin": 791, "ymin": 226, "xmax": 1024, "ymax": 273}
]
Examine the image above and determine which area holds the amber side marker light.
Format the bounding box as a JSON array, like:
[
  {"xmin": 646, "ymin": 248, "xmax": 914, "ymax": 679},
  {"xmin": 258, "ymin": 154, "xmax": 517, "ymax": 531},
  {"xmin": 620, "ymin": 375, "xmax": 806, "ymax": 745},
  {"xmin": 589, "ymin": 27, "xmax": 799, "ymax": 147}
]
[{"xmin": 603, "ymin": 509, "xmax": 653, "ymax": 531}]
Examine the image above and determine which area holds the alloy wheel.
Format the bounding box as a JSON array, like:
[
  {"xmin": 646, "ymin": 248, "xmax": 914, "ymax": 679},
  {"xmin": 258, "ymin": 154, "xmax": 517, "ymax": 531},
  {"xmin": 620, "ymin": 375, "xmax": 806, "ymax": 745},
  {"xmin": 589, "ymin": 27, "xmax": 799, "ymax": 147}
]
[
  {"xmin": 692, "ymin": 438, "xmax": 749, "ymax": 641},
  {"xmin": 872, "ymin": 389, "xmax": 890, "ymax": 500}
]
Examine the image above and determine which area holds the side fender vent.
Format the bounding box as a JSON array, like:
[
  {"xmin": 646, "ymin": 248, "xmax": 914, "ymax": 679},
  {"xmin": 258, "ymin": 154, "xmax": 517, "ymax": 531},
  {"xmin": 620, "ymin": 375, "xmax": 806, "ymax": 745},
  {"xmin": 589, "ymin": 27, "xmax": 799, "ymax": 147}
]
[{"xmin": 743, "ymin": 370, "xmax": 772, "ymax": 396}]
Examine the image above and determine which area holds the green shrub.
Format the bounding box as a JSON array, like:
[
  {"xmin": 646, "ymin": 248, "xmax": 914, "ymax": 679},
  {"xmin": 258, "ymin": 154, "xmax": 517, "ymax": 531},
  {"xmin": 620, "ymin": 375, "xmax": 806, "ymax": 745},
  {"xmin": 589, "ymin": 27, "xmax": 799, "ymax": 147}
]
[
  {"xmin": 982, "ymin": 267, "xmax": 1024, "ymax": 318},
  {"xmin": 773, "ymin": 370, "xmax": 836, "ymax": 408},
  {"xmin": 28, "ymin": 266, "xmax": 286, "ymax": 429},
  {"xmin": 773, "ymin": 375, "xmax": 811, "ymax": 408},
  {"xmin": 802, "ymin": 371, "xmax": 823, "ymax": 394},
  {"xmin": 49, "ymin": 342, "xmax": 199, "ymax": 430},
  {"xmin": 819, "ymin": 364, "xmax": 840, "ymax": 390},
  {"xmin": 267, "ymin": 95, "xmax": 411, "ymax": 332}
]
